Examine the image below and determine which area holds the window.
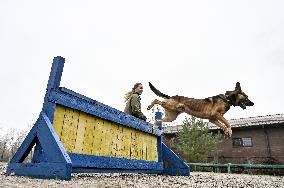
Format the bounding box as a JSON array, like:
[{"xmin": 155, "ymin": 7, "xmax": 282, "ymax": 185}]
[
  {"xmin": 242, "ymin": 137, "xmax": 252, "ymax": 147},
  {"xmin": 232, "ymin": 137, "xmax": 252, "ymax": 147},
  {"xmin": 232, "ymin": 138, "xmax": 242, "ymax": 147}
]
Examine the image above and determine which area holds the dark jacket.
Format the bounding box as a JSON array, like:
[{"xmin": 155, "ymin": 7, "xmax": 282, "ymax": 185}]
[{"xmin": 124, "ymin": 93, "xmax": 147, "ymax": 121}]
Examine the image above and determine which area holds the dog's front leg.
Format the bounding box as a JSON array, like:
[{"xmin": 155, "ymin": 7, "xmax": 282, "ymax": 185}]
[
  {"xmin": 209, "ymin": 119, "xmax": 230, "ymax": 138},
  {"xmin": 215, "ymin": 114, "xmax": 232, "ymax": 137},
  {"xmin": 147, "ymin": 99, "xmax": 163, "ymax": 110}
]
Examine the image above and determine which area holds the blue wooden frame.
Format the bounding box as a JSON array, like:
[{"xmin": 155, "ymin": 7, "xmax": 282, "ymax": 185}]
[{"xmin": 6, "ymin": 56, "xmax": 189, "ymax": 180}]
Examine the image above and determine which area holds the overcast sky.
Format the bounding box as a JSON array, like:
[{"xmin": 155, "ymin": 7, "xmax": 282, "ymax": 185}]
[{"xmin": 0, "ymin": 0, "xmax": 283, "ymax": 133}]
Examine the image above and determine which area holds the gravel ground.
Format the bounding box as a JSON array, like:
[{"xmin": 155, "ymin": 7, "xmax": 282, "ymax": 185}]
[{"xmin": 1, "ymin": 163, "xmax": 283, "ymax": 188}]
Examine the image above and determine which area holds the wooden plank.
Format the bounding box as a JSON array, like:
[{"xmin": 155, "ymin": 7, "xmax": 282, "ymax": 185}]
[
  {"xmin": 54, "ymin": 105, "xmax": 159, "ymax": 161},
  {"xmin": 7, "ymin": 162, "xmax": 71, "ymax": 180},
  {"xmin": 69, "ymin": 153, "xmax": 163, "ymax": 170}
]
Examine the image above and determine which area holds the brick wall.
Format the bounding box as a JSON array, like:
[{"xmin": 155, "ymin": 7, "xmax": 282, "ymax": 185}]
[
  {"xmin": 213, "ymin": 127, "xmax": 283, "ymax": 164},
  {"xmin": 163, "ymin": 126, "xmax": 284, "ymax": 164}
]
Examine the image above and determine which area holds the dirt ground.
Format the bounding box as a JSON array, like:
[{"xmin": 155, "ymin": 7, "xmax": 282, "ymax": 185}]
[{"xmin": 1, "ymin": 163, "xmax": 283, "ymax": 188}]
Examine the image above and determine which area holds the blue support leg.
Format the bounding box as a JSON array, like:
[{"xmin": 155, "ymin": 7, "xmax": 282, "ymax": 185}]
[{"xmin": 6, "ymin": 112, "xmax": 72, "ymax": 180}]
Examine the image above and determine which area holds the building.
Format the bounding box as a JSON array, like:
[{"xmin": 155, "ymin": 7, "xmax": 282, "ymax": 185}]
[{"xmin": 163, "ymin": 114, "xmax": 284, "ymax": 164}]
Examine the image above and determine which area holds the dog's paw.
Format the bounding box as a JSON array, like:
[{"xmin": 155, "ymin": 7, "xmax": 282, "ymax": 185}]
[
  {"xmin": 224, "ymin": 129, "xmax": 232, "ymax": 139},
  {"xmin": 228, "ymin": 129, "xmax": 232, "ymax": 137},
  {"xmin": 223, "ymin": 129, "xmax": 231, "ymax": 139}
]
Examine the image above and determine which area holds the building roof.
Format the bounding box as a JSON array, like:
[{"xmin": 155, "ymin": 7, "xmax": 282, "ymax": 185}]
[{"xmin": 162, "ymin": 114, "xmax": 284, "ymax": 134}]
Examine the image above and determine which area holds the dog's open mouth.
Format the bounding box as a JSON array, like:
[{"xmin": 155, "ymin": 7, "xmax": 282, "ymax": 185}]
[
  {"xmin": 240, "ymin": 101, "xmax": 254, "ymax": 109},
  {"xmin": 240, "ymin": 102, "xmax": 246, "ymax": 109}
]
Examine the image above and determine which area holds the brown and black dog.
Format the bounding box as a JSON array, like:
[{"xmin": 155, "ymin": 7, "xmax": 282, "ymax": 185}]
[{"xmin": 147, "ymin": 82, "xmax": 254, "ymax": 138}]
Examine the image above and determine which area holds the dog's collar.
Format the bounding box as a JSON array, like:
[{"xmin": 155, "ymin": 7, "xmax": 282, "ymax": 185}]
[{"xmin": 224, "ymin": 94, "xmax": 236, "ymax": 106}]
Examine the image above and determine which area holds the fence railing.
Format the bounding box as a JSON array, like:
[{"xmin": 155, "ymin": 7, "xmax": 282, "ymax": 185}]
[{"xmin": 188, "ymin": 163, "xmax": 284, "ymax": 173}]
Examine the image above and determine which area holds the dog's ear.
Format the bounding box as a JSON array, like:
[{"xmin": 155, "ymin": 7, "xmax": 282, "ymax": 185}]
[{"xmin": 235, "ymin": 82, "xmax": 241, "ymax": 91}]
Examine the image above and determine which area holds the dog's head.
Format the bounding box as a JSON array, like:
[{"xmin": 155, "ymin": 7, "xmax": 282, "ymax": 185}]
[{"xmin": 225, "ymin": 82, "xmax": 254, "ymax": 109}]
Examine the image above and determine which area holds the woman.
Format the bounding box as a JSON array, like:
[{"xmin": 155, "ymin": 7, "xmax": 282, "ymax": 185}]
[{"xmin": 124, "ymin": 83, "xmax": 147, "ymax": 121}]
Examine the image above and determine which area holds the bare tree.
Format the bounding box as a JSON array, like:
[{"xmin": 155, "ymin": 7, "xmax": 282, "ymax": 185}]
[
  {"xmin": 0, "ymin": 135, "xmax": 9, "ymax": 162},
  {"xmin": 0, "ymin": 128, "xmax": 34, "ymax": 162}
]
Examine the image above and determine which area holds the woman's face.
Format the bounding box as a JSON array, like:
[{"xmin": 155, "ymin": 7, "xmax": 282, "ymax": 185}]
[{"xmin": 135, "ymin": 84, "xmax": 143, "ymax": 95}]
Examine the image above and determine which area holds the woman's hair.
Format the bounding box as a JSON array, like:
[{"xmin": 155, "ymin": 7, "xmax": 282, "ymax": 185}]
[{"xmin": 124, "ymin": 83, "xmax": 142, "ymax": 102}]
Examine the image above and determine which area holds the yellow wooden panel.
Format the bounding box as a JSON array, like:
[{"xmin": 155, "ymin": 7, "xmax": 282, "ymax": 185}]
[
  {"xmin": 53, "ymin": 105, "xmax": 158, "ymax": 161},
  {"xmin": 54, "ymin": 107, "xmax": 79, "ymax": 152},
  {"xmin": 81, "ymin": 114, "xmax": 94, "ymax": 154},
  {"xmin": 53, "ymin": 106, "xmax": 64, "ymax": 139},
  {"xmin": 92, "ymin": 119, "xmax": 102, "ymax": 155},
  {"xmin": 74, "ymin": 112, "xmax": 87, "ymax": 153}
]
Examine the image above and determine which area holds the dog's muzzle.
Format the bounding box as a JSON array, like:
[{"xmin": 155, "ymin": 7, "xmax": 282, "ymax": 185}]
[{"xmin": 240, "ymin": 100, "xmax": 254, "ymax": 109}]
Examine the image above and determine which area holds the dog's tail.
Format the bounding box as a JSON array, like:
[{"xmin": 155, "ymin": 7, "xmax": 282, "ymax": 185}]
[{"xmin": 149, "ymin": 82, "xmax": 171, "ymax": 99}]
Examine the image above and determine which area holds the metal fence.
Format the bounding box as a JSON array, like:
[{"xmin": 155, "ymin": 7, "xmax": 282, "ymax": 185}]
[{"xmin": 188, "ymin": 163, "xmax": 284, "ymax": 174}]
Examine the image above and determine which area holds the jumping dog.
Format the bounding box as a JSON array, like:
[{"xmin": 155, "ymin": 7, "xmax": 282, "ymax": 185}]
[{"xmin": 147, "ymin": 82, "xmax": 254, "ymax": 138}]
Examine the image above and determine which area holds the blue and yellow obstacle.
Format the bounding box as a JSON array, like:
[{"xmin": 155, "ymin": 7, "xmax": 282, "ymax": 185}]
[{"xmin": 6, "ymin": 57, "xmax": 189, "ymax": 180}]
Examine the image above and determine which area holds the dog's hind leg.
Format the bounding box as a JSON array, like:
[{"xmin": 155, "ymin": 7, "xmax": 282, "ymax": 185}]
[{"xmin": 147, "ymin": 99, "xmax": 164, "ymax": 110}]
